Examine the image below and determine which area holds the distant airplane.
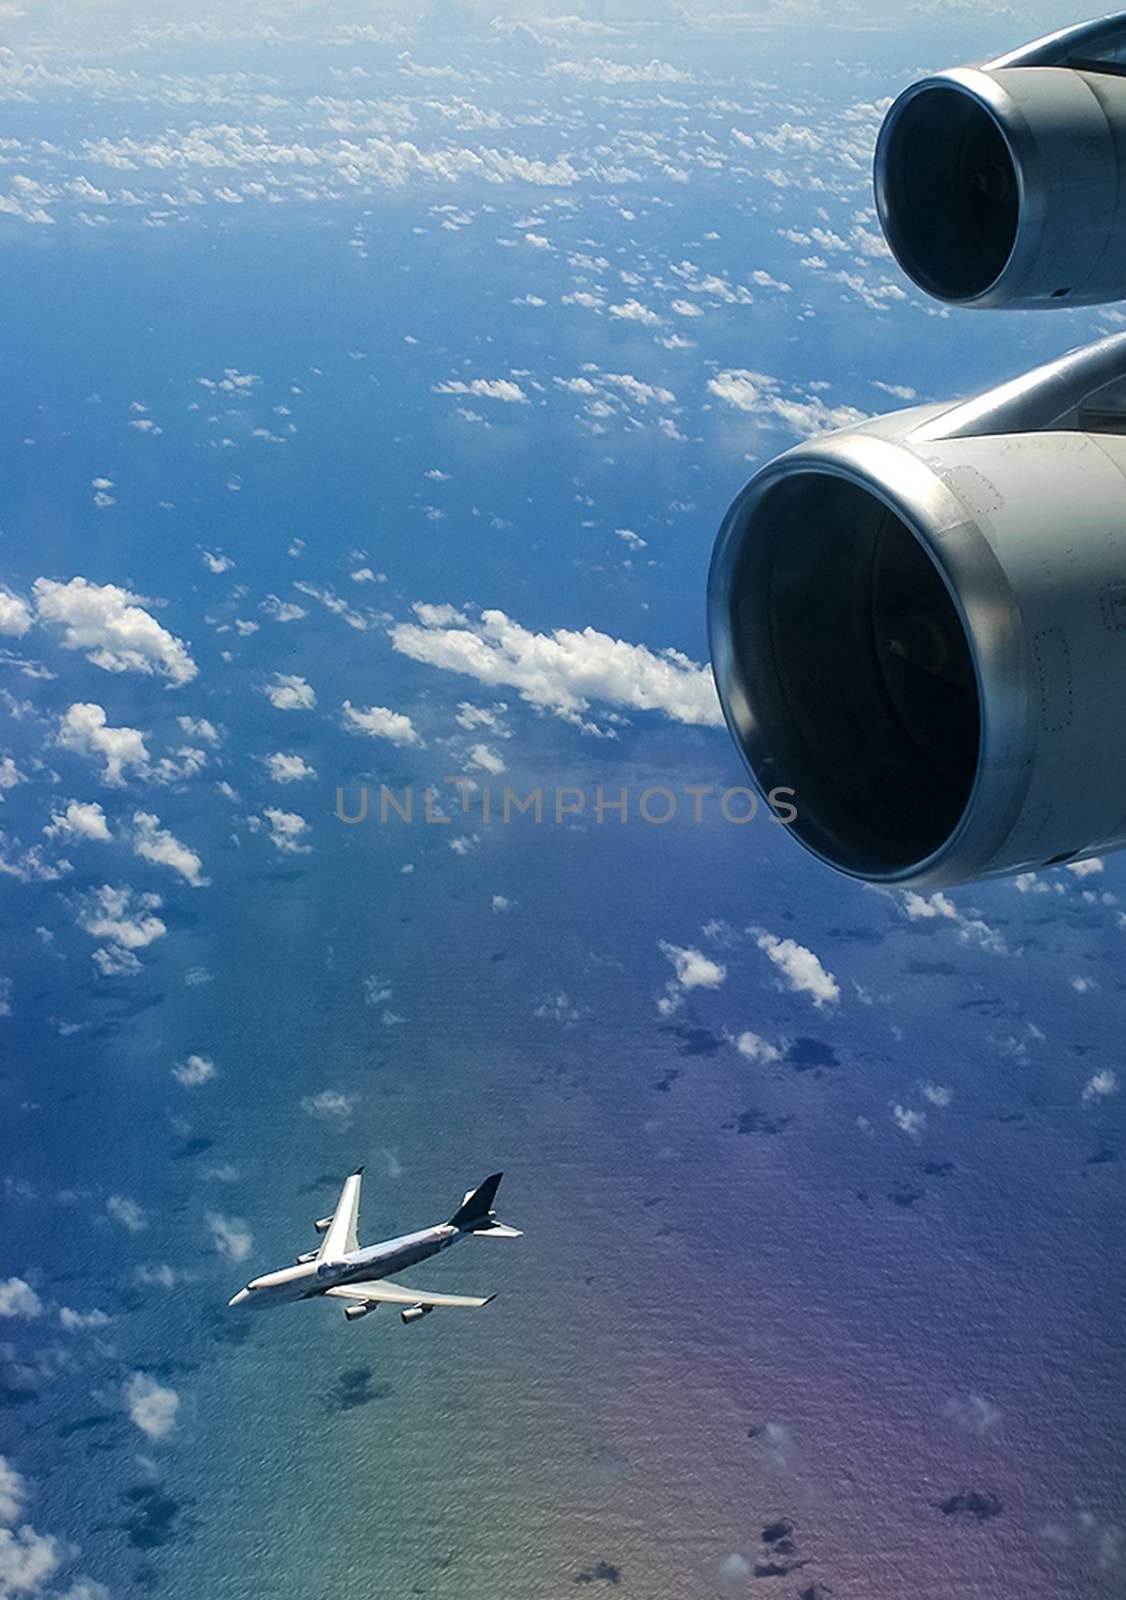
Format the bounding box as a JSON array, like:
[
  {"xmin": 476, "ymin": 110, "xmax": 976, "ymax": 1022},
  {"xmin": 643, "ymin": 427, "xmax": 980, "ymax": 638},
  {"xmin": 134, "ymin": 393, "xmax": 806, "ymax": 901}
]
[{"xmin": 227, "ymin": 1168, "xmax": 520, "ymax": 1325}]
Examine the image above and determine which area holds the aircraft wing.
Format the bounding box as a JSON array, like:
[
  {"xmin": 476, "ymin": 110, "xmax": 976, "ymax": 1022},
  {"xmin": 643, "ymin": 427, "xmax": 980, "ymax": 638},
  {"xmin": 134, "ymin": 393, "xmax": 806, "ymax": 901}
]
[
  {"xmin": 317, "ymin": 1167, "xmax": 363, "ymax": 1261},
  {"xmin": 325, "ymin": 1281, "xmax": 495, "ymax": 1310}
]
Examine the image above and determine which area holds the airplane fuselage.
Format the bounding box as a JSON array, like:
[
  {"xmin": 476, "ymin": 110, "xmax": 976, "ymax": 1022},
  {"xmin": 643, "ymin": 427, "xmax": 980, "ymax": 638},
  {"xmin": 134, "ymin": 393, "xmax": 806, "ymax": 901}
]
[{"xmin": 229, "ymin": 1222, "xmax": 461, "ymax": 1311}]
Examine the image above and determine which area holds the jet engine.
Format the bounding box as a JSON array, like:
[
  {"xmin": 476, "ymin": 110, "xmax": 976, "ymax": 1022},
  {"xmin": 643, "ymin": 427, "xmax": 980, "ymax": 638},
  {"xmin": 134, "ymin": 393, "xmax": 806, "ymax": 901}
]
[
  {"xmin": 400, "ymin": 1304, "xmax": 433, "ymax": 1325},
  {"xmin": 707, "ymin": 332, "xmax": 1126, "ymax": 888},
  {"xmin": 874, "ymin": 14, "xmax": 1126, "ymax": 308},
  {"xmin": 343, "ymin": 1303, "xmax": 375, "ymax": 1323}
]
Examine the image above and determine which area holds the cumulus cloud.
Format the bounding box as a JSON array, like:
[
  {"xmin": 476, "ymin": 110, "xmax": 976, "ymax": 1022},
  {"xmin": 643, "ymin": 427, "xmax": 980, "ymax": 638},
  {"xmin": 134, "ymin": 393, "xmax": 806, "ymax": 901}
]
[
  {"xmin": 132, "ymin": 812, "xmax": 208, "ymax": 886},
  {"xmin": 548, "ymin": 56, "xmax": 689, "ymax": 83},
  {"xmin": 78, "ymin": 884, "xmax": 166, "ymax": 952},
  {"xmin": 43, "ymin": 800, "xmax": 111, "ymax": 843},
  {"xmin": 34, "ymin": 577, "xmax": 196, "ymax": 684},
  {"xmin": 124, "ymin": 1372, "xmax": 179, "ymax": 1440},
  {"xmin": 899, "ymin": 890, "xmax": 1007, "ymax": 955},
  {"xmin": 433, "ymin": 377, "xmax": 528, "ymax": 403},
  {"xmin": 391, "ymin": 606, "xmax": 721, "ymax": 732},
  {"xmin": 58, "ymin": 1306, "xmax": 110, "ymax": 1333},
  {"xmin": 205, "ymin": 1212, "xmax": 252, "ymax": 1261},
  {"xmin": 1082, "ymin": 1069, "xmax": 1118, "ymax": 1105},
  {"xmin": 57, "ymin": 702, "xmax": 150, "ymax": 786},
  {"xmin": 106, "ymin": 1194, "xmax": 147, "ymax": 1232},
  {"xmin": 0, "ymin": 1278, "xmax": 42, "ymax": 1320},
  {"xmin": 466, "ymin": 742, "xmax": 505, "ymax": 774},
  {"xmin": 300, "ymin": 1089, "xmax": 356, "ymax": 1128},
  {"xmin": 264, "ymin": 752, "xmax": 316, "ymax": 783},
  {"xmin": 0, "ymin": 1452, "xmax": 107, "ymax": 1600},
  {"xmin": 264, "ymin": 673, "xmax": 316, "ymax": 710},
  {"xmin": 178, "ymin": 716, "xmax": 220, "ymax": 745},
  {"xmin": 708, "ymin": 369, "xmax": 868, "ymax": 439},
  {"xmin": 341, "ymin": 701, "xmax": 421, "ymax": 746},
  {"xmin": 0, "ymin": 1458, "xmax": 24, "ymax": 1524},
  {"xmin": 657, "ymin": 940, "xmax": 727, "ymax": 1017},
  {"xmin": 734, "ymin": 1030, "xmax": 781, "ymax": 1063},
  {"xmin": 262, "ymin": 807, "xmax": 311, "ymax": 854},
  {"xmin": 0, "ymin": 590, "xmax": 32, "ymax": 637},
  {"xmin": 173, "ymin": 1053, "xmax": 216, "ymax": 1088},
  {"xmin": 892, "ymin": 1103, "xmax": 927, "ymax": 1139},
  {"xmin": 753, "ymin": 930, "xmax": 839, "ymax": 1007}
]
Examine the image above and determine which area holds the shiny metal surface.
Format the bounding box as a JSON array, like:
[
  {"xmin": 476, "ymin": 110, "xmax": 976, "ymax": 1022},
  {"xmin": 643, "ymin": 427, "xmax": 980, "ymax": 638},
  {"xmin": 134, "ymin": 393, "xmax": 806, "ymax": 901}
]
[
  {"xmin": 874, "ymin": 20, "xmax": 1126, "ymax": 309},
  {"xmin": 708, "ymin": 335, "xmax": 1126, "ymax": 887}
]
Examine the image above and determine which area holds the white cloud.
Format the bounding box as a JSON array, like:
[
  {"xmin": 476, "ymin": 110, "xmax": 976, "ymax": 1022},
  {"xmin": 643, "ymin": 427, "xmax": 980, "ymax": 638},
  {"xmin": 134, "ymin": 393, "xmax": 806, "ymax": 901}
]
[
  {"xmin": 105, "ymin": 1194, "xmax": 147, "ymax": 1233},
  {"xmin": 57, "ymin": 702, "xmax": 150, "ymax": 786},
  {"xmin": 753, "ymin": 930, "xmax": 839, "ymax": 1007},
  {"xmin": 0, "ymin": 1458, "xmax": 24, "ymax": 1524},
  {"xmin": 78, "ymin": 884, "xmax": 166, "ymax": 950},
  {"xmin": 300, "ymin": 1089, "xmax": 356, "ymax": 1127},
  {"xmin": 657, "ymin": 940, "xmax": 727, "ymax": 1017},
  {"xmin": 132, "ymin": 812, "xmax": 208, "ymax": 887},
  {"xmin": 391, "ymin": 606, "xmax": 721, "ymax": 732},
  {"xmin": 892, "ymin": 1103, "xmax": 927, "ymax": 1138},
  {"xmin": 260, "ymin": 594, "xmax": 307, "ymax": 623},
  {"xmin": 264, "ymin": 752, "xmax": 316, "ymax": 783},
  {"xmin": 608, "ymin": 298, "xmax": 662, "ymax": 325},
  {"xmin": 492, "ymin": 894, "xmax": 514, "ymax": 913},
  {"xmin": 199, "ymin": 548, "xmax": 234, "ymax": 574},
  {"xmin": 173, "ymin": 1053, "xmax": 216, "ymax": 1088},
  {"xmin": 902, "ymin": 891, "xmax": 957, "ymax": 921},
  {"xmin": 1067, "ymin": 857, "xmax": 1104, "ymax": 878},
  {"xmin": 0, "ymin": 1278, "xmax": 42, "ymax": 1320},
  {"xmin": 341, "ymin": 701, "xmax": 421, "ymax": 746},
  {"xmin": 1082, "ymin": 1069, "xmax": 1118, "ymax": 1105},
  {"xmin": 919, "ymin": 1080, "xmax": 952, "ymax": 1107},
  {"xmin": 433, "ymin": 377, "xmax": 528, "ymax": 403},
  {"xmin": 466, "ymin": 742, "xmax": 505, "ymax": 775},
  {"xmin": 0, "ymin": 829, "xmax": 72, "ymax": 883},
  {"xmin": 205, "ymin": 1211, "xmax": 252, "ymax": 1261},
  {"xmin": 58, "ymin": 1306, "xmax": 110, "ymax": 1333},
  {"xmin": 0, "ymin": 590, "xmax": 32, "ymax": 637},
  {"xmin": 262, "ymin": 807, "xmax": 311, "ymax": 854},
  {"xmin": 124, "ymin": 1372, "xmax": 179, "ymax": 1440},
  {"xmin": 0, "ymin": 1516, "xmax": 60, "ymax": 1596},
  {"xmin": 92, "ymin": 945, "xmax": 141, "ymax": 977},
  {"xmin": 708, "ymin": 369, "xmax": 868, "ymax": 439},
  {"xmin": 43, "ymin": 801, "xmax": 111, "ymax": 843},
  {"xmin": 899, "ymin": 890, "xmax": 1006, "ymax": 955},
  {"xmin": 264, "ymin": 673, "xmax": 316, "ymax": 710},
  {"xmin": 734, "ymin": 1030, "xmax": 781, "ymax": 1063},
  {"xmin": 177, "ymin": 715, "xmax": 220, "ymax": 745},
  {"xmin": 34, "ymin": 576, "xmax": 196, "ymax": 684},
  {"xmin": 548, "ymin": 56, "xmax": 689, "ymax": 83}
]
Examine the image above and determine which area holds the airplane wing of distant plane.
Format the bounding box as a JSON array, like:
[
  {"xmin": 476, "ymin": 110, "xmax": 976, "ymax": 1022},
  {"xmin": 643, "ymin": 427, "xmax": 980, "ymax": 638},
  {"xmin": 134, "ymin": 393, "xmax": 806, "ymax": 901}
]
[
  {"xmin": 325, "ymin": 1282, "xmax": 495, "ymax": 1310},
  {"xmin": 316, "ymin": 1166, "xmax": 363, "ymax": 1261}
]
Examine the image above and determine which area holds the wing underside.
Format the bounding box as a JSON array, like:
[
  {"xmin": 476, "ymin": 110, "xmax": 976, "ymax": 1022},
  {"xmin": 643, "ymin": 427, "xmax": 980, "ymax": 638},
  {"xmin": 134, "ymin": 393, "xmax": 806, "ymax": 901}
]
[
  {"xmin": 325, "ymin": 1281, "xmax": 494, "ymax": 1310},
  {"xmin": 317, "ymin": 1167, "xmax": 363, "ymax": 1261}
]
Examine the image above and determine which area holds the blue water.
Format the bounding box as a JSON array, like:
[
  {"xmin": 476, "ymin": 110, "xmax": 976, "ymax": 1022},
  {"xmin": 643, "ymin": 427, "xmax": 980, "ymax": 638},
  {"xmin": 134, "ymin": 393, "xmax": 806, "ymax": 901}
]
[{"xmin": 1, "ymin": 18, "xmax": 1124, "ymax": 1600}]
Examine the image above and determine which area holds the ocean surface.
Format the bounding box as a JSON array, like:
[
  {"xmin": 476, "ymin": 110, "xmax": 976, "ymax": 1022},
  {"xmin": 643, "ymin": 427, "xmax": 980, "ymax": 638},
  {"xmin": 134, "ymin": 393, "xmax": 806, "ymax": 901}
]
[{"xmin": 0, "ymin": 14, "xmax": 1124, "ymax": 1599}]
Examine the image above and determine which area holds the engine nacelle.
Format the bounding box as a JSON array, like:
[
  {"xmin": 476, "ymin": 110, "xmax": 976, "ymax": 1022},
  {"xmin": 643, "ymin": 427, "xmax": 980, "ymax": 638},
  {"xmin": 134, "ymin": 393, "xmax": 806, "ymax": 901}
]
[
  {"xmin": 874, "ymin": 15, "xmax": 1126, "ymax": 308},
  {"xmin": 313, "ymin": 1215, "xmax": 333, "ymax": 1235},
  {"xmin": 400, "ymin": 1304, "xmax": 432, "ymax": 1325},
  {"xmin": 707, "ymin": 332, "xmax": 1126, "ymax": 888},
  {"xmin": 343, "ymin": 1302, "xmax": 375, "ymax": 1322}
]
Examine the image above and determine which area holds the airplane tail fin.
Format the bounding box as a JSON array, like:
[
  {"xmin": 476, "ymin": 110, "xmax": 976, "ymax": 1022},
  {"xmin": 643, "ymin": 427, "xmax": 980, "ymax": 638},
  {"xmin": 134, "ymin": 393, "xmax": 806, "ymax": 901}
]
[{"xmin": 449, "ymin": 1172, "xmax": 522, "ymax": 1237}]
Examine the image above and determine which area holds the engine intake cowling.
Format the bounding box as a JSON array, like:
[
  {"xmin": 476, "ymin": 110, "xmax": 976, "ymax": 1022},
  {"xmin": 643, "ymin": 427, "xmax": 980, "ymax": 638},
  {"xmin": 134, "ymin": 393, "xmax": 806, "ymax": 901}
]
[
  {"xmin": 707, "ymin": 333, "xmax": 1126, "ymax": 887},
  {"xmin": 874, "ymin": 16, "xmax": 1126, "ymax": 308}
]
